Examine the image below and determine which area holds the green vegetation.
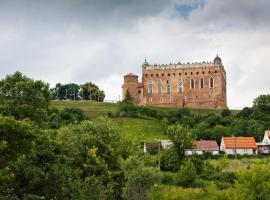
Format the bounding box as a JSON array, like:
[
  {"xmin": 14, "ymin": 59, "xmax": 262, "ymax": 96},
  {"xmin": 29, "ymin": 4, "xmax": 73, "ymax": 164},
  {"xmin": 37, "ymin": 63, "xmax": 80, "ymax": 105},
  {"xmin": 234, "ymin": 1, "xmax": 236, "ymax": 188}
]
[
  {"xmin": 3, "ymin": 71, "xmax": 270, "ymax": 199},
  {"xmin": 51, "ymin": 100, "xmax": 119, "ymax": 118}
]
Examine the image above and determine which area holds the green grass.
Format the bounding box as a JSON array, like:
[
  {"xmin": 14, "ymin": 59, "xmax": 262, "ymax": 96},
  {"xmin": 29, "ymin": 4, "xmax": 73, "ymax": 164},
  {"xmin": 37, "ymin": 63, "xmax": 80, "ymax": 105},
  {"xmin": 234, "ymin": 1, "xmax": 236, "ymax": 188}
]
[
  {"xmin": 114, "ymin": 118, "xmax": 168, "ymax": 144},
  {"xmin": 50, "ymin": 100, "xmax": 119, "ymax": 118}
]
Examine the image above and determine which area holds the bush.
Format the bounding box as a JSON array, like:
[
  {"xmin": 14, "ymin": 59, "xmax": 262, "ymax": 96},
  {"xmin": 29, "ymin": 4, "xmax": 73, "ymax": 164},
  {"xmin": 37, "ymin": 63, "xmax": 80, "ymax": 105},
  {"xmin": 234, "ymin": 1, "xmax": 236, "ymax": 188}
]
[
  {"xmin": 175, "ymin": 160, "xmax": 197, "ymax": 187},
  {"xmin": 160, "ymin": 172, "xmax": 175, "ymax": 185}
]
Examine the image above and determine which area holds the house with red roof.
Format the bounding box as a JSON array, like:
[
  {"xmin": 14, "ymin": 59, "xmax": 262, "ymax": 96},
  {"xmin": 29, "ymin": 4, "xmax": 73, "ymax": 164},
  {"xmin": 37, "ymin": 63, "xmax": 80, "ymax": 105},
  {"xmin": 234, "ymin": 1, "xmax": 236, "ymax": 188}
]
[
  {"xmin": 185, "ymin": 140, "xmax": 219, "ymax": 155},
  {"xmin": 220, "ymin": 136, "xmax": 257, "ymax": 155}
]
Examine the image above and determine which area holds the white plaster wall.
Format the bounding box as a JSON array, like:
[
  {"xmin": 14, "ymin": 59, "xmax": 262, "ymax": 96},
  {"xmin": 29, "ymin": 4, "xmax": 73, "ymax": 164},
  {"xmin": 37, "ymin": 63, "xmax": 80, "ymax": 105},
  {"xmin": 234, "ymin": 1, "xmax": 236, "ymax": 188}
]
[{"xmin": 225, "ymin": 148, "xmax": 254, "ymax": 155}]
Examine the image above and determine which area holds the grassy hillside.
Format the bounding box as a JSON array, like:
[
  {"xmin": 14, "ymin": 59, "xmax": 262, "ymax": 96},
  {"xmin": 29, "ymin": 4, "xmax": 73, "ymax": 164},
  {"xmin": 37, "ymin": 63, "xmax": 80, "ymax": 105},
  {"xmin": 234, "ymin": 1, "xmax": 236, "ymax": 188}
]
[
  {"xmin": 114, "ymin": 118, "xmax": 168, "ymax": 143},
  {"xmin": 51, "ymin": 100, "xmax": 239, "ymax": 118},
  {"xmin": 50, "ymin": 100, "xmax": 119, "ymax": 118}
]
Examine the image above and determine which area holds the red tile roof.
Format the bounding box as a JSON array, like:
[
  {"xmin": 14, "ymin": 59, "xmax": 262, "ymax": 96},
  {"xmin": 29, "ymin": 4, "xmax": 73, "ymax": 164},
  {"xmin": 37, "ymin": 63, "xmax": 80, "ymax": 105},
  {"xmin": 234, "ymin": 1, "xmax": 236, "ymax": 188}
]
[
  {"xmin": 194, "ymin": 140, "xmax": 219, "ymax": 151},
  {"xmin": 124, "ymin": 73, "xmax": 138, "ymax": 77},
  {"xmin": 222, "ymin": 137, "xmax": 257, "ymax": 149}
]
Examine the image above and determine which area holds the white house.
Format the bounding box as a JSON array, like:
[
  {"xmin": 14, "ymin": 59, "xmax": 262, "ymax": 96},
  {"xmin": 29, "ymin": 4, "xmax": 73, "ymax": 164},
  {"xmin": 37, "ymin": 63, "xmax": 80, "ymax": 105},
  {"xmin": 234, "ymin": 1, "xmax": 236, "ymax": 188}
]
[
  {"xmin": 185, "ymin": 140, "xmax": 219, "ymax": 155},
  {"xmin": 257, "ymin": 130, "xmax": 270, "ymax": 154},
  {"xmin": 220, "ymin": 136, "xmax": 257, "ymax": 155}
]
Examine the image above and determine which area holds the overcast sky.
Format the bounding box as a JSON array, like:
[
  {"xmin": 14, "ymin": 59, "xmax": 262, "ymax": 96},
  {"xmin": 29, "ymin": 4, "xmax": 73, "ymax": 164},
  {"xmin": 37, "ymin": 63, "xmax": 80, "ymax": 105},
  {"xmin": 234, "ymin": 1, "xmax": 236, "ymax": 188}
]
[{"xmin": 0, "ymin": 0, "xmax": 270, "ymax": 108}]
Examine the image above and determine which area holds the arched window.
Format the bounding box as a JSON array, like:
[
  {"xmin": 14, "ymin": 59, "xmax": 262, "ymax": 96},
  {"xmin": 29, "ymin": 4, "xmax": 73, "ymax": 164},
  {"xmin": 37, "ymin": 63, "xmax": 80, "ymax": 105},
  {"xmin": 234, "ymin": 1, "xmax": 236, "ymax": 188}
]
[
  {"xmin": 200, "ymin": 78, "xmax": 204, "ymax": 89},
  {"xmin": 167, "ymin": 85, "xmax": 171, "ymax": 94},
  {"xmin": 190, "ymin": 79, "xmax": 195, "ymax": 89},
  {"xmin": 158, "ymin": 85, "xmax": 162, "ymax": 94},
  {"xmin": 209, "ymin": 77, "xmax": 214, "ymax": 88}
]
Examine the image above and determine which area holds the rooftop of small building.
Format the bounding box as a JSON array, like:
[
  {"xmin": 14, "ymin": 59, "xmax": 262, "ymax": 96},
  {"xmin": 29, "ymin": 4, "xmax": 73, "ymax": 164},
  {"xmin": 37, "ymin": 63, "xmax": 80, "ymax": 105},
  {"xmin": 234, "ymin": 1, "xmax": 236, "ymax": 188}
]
[
  {"xmin": 124, "ymin": 73, "xmax": 138, "ymax": 77},
  {"xmin": 222, "ymin": 136, "xmax": 257, "ymax": 149}
]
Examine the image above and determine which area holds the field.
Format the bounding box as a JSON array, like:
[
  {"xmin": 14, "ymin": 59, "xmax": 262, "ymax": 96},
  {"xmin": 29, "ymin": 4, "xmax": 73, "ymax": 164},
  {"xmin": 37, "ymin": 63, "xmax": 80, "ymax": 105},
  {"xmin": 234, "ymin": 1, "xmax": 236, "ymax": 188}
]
[{"xmin": 50, "ymin": 100, "xmax": 119, "ymax": 118}]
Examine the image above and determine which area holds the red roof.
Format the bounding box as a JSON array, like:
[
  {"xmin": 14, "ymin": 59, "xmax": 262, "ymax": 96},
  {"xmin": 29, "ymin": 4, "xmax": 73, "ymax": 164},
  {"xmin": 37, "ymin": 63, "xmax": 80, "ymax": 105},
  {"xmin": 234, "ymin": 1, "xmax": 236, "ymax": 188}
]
[
  {"xmin": 222, "ymin": 137, "xmax": 257, "ymax": 149},
  {"xmin": 124, "ymin": 73, "xmax": 138, "ymax": 77},
  {"xmin": 194, "ymin": 140, "xmax": 219, "ymax": 151}
]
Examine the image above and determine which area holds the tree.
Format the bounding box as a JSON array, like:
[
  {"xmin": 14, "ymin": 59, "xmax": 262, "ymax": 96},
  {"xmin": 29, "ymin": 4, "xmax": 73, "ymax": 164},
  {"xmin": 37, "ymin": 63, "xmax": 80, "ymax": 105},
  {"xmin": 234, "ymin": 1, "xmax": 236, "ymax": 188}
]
[
  {"xmin": 80, "ymin": 82, "xmax": 105, "ymax": 102},
  {"xmin": 0, "ymin": 71, "xmax": 50, "ymax": 125},
  {"xmin": 175, "ymin": 159, "xmax": 197, "ymax": 187},
  {"xmin": 167, "ymin": 125, "xmax": 194, "ymax": 161},
  {"xmin": 51, "ymin": 83, "xmax": 80, "ymax": 100},
  {"xmin": 236, "ymin": 164, "xmax": 270, "ymax": 200}
]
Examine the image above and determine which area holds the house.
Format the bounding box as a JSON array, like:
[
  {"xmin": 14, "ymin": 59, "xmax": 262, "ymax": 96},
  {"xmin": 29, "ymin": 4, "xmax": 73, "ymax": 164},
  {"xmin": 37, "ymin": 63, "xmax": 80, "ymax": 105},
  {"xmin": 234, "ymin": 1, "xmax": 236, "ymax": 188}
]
[
  {"xmin": 143, "ymin": 140, "xmax": 173, "ymax": 153},
  {"xmin": 257, "ymin": 130, "xmax": 270, "ymax": 154},
  {"xmin": 220, "ymin": 137, "xmax": 257, "ymax": 155},
  {"xmin": 185, "ymin": 140, "xmax": 219, "ymax": 155}
]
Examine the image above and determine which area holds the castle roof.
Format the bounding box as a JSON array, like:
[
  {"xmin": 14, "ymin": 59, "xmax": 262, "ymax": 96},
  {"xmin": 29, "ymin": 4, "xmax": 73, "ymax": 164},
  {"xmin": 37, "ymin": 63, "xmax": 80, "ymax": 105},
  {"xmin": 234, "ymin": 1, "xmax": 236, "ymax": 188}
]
[
  {"xmin": 222, "ymin": 137, "xmax": 257, "ymax": 149},
  {"xmin": 124, "ymin": 73, "xmax": 138, "ymax": 77}
]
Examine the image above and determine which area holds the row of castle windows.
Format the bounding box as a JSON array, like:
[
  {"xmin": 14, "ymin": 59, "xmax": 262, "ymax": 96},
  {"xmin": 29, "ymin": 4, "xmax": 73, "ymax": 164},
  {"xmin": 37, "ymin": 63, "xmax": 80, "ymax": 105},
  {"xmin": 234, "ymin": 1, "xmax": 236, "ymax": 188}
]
[
  {"xmin": 148, "ymin": 77, "xmax": 214, "ymax": 94},
  {"xmin": 145, "ymin": 70, "xmax": 218, "ymax": 77}
]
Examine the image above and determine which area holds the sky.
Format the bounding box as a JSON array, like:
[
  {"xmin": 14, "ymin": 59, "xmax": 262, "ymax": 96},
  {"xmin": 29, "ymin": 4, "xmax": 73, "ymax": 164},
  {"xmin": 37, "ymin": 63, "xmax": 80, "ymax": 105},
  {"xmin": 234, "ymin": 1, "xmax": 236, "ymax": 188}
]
[{"xmin": 0, "ymin": 0, "xmax": 270, "ymax": 109}]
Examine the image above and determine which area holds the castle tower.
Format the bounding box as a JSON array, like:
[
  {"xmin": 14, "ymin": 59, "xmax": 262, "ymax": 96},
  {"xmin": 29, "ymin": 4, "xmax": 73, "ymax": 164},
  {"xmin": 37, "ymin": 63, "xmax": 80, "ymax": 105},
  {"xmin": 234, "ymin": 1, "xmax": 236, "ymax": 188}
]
[{"xmin": 122, "ymin": 73, "xmax": 139, "ymax": 103}]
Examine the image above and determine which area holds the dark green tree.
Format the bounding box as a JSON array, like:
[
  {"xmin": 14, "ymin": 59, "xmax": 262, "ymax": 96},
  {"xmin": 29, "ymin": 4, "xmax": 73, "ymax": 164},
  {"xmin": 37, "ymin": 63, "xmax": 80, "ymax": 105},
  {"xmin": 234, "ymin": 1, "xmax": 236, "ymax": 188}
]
[
  {"xmin": 51, "ymin": 83, "xmax": 80, "ymax": 100},
  {"xmin": 0, "ymin": 71, "xmax": 50, "ymax": 125},
  {"xmin": 80, "ymin": 82, "xmax": 105, "ymax": 102}
]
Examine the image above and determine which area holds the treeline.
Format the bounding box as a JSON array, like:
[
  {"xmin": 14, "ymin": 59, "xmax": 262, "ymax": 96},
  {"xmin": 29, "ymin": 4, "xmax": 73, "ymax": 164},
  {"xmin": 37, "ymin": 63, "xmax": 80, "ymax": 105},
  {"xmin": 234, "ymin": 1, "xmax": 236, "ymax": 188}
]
[
  {"xmin": 119, "ymin": 94, "xmax": 270, "ymax": 143},
  {"xmin": 50, "ymin": 81, "xmax": 105, "ymax": 101}
]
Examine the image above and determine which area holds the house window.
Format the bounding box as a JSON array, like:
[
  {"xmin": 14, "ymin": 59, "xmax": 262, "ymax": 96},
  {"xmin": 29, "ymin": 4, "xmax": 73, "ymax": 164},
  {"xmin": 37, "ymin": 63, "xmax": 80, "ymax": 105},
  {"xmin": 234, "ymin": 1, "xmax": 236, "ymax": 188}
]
[
  {"xmin": 190, "ymin": 79, "xmax": 195, "ymax": 89},
  {"xmin": 200, "ymin": 78, "xmax": 204, "ymax": 89},
  {"xmin": 158, "ymin": 85, "xmax": 162, "ymax": 94},
  {"xmin": 167, "ymin": 85, "xmax": 171, "ymax": 94},
  {"xmin": 209, "ymin": 77, "xmax": 214, "ymax": 88}
]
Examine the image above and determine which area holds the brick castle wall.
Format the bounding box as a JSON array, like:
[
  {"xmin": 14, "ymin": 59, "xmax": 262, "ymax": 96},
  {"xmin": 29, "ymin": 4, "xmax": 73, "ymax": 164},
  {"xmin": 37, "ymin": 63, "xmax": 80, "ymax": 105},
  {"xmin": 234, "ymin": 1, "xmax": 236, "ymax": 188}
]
[{"xmin": 122, "ymin": 56, "xmax": 227, "ymax": 109}]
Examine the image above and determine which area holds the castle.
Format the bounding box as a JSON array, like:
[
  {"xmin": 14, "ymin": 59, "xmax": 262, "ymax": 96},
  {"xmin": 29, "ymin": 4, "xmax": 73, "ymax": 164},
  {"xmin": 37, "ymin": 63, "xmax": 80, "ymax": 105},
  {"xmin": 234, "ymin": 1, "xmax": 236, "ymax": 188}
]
[{"xmin": 122, "ymin": 55, "xmax": 227, "ymax": 109}]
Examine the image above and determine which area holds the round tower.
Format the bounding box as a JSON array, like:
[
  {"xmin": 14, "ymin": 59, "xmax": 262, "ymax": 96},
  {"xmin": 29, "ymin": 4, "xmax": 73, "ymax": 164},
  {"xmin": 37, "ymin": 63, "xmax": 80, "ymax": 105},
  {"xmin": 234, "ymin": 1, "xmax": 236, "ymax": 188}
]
[{"xmin": 122, "ymin": 73, "xmax": 139, "ymax": 103}]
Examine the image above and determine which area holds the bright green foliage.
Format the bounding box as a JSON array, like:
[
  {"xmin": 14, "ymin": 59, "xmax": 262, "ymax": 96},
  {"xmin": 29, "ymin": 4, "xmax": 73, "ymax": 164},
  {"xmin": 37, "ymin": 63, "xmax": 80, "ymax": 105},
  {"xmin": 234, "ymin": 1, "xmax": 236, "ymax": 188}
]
[
  {"xmin": 0, "ymin": 71, "xmax": 50, "ymax": 125},
  {"xmin": 175, "ymin": 159, "xmax": 197, "ymax": 187},
  {"xmin": 236, "ymin": 164, "xmax": 270, "ymax": 200},
  {"xmin": 167, "ymin": 125, "xmax": 194, "ymax": 161},
  {"xmin": 122, "ymin": 156, "xmax": 160, "ymax": 200}
]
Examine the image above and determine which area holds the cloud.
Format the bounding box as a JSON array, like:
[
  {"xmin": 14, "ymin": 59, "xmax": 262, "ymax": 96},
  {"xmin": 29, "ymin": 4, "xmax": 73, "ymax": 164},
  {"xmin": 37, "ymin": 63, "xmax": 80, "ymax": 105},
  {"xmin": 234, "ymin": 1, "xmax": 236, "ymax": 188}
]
[{"xmin": 0, "ymin": 0, "xmax": 270, "ymax": 108}]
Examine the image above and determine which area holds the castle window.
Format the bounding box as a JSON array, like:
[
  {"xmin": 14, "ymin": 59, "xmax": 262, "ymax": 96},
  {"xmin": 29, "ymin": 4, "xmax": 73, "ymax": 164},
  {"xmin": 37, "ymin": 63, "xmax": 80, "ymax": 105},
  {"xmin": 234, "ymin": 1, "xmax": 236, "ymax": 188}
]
[
  {"xmin": 162, "ymin": 73, "xmax": 164, "ymax": 76},
  {"xmin": 190, "ymin": 79, "xmax": 195, "ymax": 89},
  {"xmin": 191, "ymin": 72, "xmax": 193, "ymax": 75},
  {"xmin": 149, "ymin": 79, "xmax": 153, "ymax": 84},
  {"xmin": 167, "ymin": 85, "xmax": 171, "ymax": 94},
  {"xmin": 148, "ymin": 85, "xmax": 153, "ymax": 94},
  {"xmin": 209, "ymin": 77, "xmax": 214, "ymax": 88},
  {"xmin": 156, "ymin": 74, "xmax": 159, "ymax": 77},
  {"xmin": 158, "ymin": 85, "xmax": 162, "ymax": 94},
  {"xmin": 178, "ymin": 79, "xmax": 184, "ymax": 93},
  {"xmin": 179, "ymin": 73, "xmax": 181, "ymax": 75},
  {"xmin": 202, "ymin": 71, "xmax": 205, "ymax": 74},
  {"xmin": 196, "ymin": 72, "xmax": 199, "ymax": 75},
  {"xmin": 151, "ymin": 74, "xmax": 153, "ymax": 77},
  {"xmin": 145, "ymin": 74, "xmax": 148, "ymax": 77},
  {"xmin": 166, "ymin": 79, "xmax": 170, "ymax": 84},
  {"xmin": 200, "ymin": 78, "xmax": 204, "ymax": 89},
  {"xmin": 168, "ymin": 73, "xmax": 170, "ymax": 76},
  {"xmin": 215, "ymin": 70, "xmax": 217, "ymax": 73},
  {"xmin": 138, "ymin": 90, "xmax": 141, "ymax": 94},
  {"xmin": 185, "ymin": 72, "xmax": 187, "ymax": 75},
  {"xmin": 208, "ymin": 71, "xmax": 211, "ymax": 74}
]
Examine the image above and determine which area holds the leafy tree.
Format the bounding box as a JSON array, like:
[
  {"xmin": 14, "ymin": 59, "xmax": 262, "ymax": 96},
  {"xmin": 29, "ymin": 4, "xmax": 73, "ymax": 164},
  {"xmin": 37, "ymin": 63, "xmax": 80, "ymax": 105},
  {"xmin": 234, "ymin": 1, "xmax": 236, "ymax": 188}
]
[
  {"xmin": 236, "ymin": 164, "xmax": 270, "ymax": 200},
  {"xmin": 122, "ymin": 156, "xmax": 159, "ymax": 200},
  {"xmin": 51, "ymin": 83, "xmax": 80, "ymax": 100},
  {"xmin": 0, "ymin": 71, "xmax": 50, "ymax": 126},
  {"xmin": 80, "ymin": 82, "xmax": 105, "ymax": 102},
  {"xmin": 221, "ymin": 109, "xmax": 231, "ymax": 117},
  {"xmin": 175, "ymin": 159, "xmax": 197, "ymax": 187},
  {"xmin": 167, "ymin": 125, "xmax": 194, "ymax": 161}
]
